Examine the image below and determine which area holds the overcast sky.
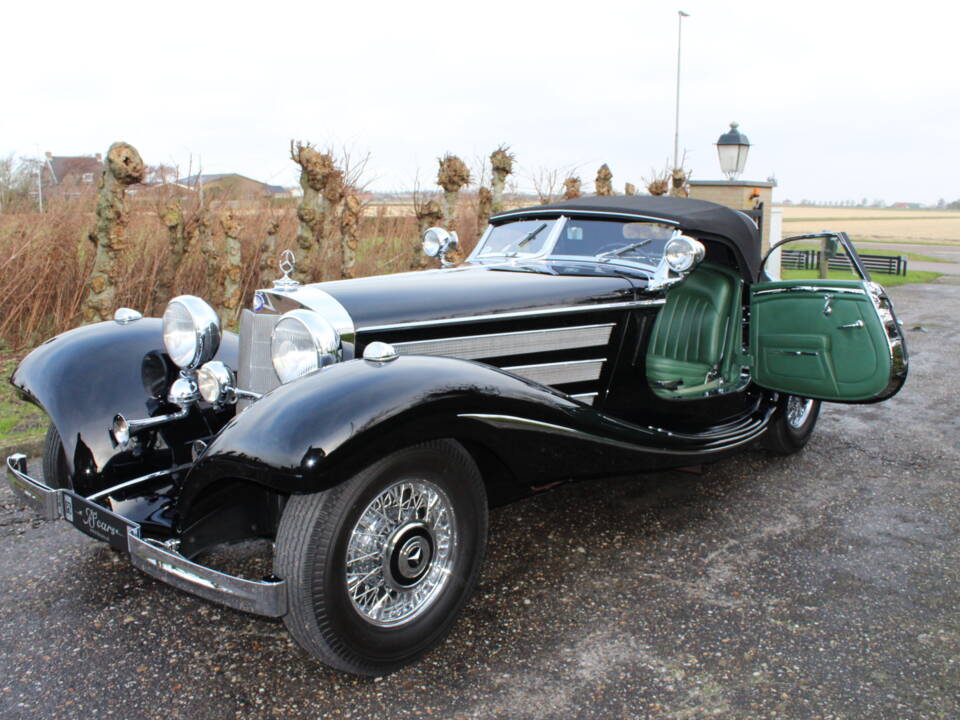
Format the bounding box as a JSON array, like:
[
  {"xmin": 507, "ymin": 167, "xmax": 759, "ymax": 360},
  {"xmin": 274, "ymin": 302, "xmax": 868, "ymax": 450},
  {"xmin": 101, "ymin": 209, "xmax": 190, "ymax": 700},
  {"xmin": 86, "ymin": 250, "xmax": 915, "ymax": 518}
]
[{"xmin": 3, "ymin": 0, "xmax": 956, "ymax": 204}]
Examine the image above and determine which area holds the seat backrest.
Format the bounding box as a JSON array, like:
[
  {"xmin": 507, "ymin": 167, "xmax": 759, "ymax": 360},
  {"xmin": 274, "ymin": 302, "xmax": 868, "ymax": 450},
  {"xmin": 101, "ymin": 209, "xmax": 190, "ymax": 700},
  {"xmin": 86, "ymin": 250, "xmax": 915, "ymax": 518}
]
[{"xmin": 646, "ymin": 263, "xmax": 741, "ymax": 397}]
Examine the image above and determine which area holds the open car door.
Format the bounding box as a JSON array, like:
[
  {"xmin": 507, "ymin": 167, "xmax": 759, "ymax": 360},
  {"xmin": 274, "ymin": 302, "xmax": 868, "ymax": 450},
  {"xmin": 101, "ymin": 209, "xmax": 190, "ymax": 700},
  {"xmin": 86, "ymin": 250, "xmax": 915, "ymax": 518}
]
[{"xmin": 749, "ymin": 232, "xmax": 908, "ymax": 403}]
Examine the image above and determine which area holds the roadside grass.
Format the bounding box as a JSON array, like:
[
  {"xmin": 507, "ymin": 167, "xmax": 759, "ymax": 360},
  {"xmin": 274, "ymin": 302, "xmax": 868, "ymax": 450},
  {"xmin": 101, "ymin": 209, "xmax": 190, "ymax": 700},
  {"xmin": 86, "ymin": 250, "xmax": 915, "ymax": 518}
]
[
  {"xmin": 781, "ymin": 268, "xmax": 943, "ymax": 287},
  {"xmin": 0, "ymin": 351, "xmax": 47, "ymax": 452},
  {"xmin": 783, "ymin": 244, "xmax": 949, "ymax": 263},
  {"xmin": 853, "ymin": 238, "xmax": 960, "ymax": 247}
]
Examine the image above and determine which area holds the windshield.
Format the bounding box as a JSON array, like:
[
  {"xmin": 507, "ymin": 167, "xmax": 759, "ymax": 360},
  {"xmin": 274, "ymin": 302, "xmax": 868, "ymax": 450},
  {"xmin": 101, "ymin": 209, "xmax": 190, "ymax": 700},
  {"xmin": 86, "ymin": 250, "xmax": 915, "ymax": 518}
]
[
  {"xmin": 476, "ymin": 219, "xmax": 558, "ymax": 258},
  {"xmin": 552, "ymin": 219, "xmax": 675, "ymax": 264},
  {"xmin": 475, "ymin": 217, "xmax": 677, "ymax": 265}
]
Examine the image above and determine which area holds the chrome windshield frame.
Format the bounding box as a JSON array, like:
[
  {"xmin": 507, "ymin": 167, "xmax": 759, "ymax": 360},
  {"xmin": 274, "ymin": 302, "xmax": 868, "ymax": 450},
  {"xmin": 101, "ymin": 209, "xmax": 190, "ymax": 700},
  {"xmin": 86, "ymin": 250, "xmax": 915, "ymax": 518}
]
[{"xmin": 469, "ymin": 215, "xmax": 569, "ymax": 263}]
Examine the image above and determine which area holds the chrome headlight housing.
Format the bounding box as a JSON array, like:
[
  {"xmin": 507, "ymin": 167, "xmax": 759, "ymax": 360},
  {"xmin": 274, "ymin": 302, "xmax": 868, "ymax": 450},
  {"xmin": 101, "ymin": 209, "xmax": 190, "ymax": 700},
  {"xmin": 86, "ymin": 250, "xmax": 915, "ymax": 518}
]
[
  {"xmin": 271, "ymin": 310, "xmax": 342, "ymax": 384},
  {"xmin": 663, "ymin": 234, "xmax": 706, "ymax": 273},
  {"xmin": 196, "ymin": 361, "xmax": 235, "ymax": 404},
  {"xmin": 162, "ymin": 296, "xmax": 221, "ymax": 370}
]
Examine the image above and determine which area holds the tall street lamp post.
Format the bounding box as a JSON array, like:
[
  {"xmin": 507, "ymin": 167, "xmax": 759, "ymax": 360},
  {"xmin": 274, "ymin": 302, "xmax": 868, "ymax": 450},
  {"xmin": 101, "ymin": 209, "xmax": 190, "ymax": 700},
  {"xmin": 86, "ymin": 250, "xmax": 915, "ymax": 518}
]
[{"xmin": 673, "ymin": 10, "xmax": 690, "ymax": 172}]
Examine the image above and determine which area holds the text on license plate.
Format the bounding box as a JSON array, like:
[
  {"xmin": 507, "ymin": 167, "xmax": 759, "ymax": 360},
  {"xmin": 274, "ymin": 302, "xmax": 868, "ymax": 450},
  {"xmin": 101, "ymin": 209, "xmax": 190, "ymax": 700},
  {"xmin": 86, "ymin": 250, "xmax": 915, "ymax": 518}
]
[{"xmin": 61, "ymin": 492, "xmax": 134, "ymax": 552}]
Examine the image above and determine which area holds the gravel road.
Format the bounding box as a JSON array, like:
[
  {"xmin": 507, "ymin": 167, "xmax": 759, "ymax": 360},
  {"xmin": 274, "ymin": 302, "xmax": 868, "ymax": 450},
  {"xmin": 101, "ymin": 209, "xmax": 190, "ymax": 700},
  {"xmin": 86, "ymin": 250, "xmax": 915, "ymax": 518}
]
[{"xmin": 1, "ymin": 282, "xmax": 957, "ymax": 720}]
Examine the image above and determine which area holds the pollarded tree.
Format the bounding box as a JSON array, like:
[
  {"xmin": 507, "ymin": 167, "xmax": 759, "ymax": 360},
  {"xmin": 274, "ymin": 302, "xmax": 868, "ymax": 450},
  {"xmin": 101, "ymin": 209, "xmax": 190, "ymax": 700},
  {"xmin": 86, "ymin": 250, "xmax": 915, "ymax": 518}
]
[
  {"xmin": 83, "ymin": 142, "xmax": 145, "ymax": 323},
  {"xmin": 490, "ymin": 145, "xmax": 514, "ymax": 213},
  {"xmin": 437, "ymin": 154, "xmax": 471, "ymax": 234},
  {"xmin": 220, "ymin": 210, "xmax": 243, "ymax": 322},
  {"xmin": 595, "ymin": 164, "xmax": 614, "ymax": 196}
]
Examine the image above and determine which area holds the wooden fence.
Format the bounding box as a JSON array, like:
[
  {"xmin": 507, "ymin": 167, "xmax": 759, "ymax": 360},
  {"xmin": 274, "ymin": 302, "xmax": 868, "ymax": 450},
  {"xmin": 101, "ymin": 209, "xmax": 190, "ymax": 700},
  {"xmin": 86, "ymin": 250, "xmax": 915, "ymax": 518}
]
[{"xmin": 781, "ymin": 249, "xmax": 907, "ymax": 276}]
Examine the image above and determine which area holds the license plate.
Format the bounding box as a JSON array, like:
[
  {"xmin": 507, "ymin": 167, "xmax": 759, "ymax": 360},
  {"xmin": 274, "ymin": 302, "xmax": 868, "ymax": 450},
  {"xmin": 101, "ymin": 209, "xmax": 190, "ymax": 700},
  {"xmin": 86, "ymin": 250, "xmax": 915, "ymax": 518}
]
[{"xmin": 61, "ymin": 492, "xmax": 135, "ymax": 552}]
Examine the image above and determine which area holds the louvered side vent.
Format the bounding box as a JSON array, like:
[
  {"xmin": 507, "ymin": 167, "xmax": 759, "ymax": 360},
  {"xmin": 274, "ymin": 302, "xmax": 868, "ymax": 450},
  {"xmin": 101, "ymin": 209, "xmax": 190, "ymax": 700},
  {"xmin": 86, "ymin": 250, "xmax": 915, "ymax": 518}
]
[
  {"xmin": 237, "ymin": 310, "xmax": 281, "ymax": 409},
  {"xmin": 391, "ymin": 323, "xmax": 615, "ymax": 388}
]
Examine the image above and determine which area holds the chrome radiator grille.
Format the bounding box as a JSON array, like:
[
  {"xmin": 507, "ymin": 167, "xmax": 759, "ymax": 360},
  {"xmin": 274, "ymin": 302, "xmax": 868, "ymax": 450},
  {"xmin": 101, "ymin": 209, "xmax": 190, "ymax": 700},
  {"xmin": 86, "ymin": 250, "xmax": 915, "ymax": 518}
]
[{"xmin": 238, "ymin": 310, "xmax": 281, "ymax": 406}]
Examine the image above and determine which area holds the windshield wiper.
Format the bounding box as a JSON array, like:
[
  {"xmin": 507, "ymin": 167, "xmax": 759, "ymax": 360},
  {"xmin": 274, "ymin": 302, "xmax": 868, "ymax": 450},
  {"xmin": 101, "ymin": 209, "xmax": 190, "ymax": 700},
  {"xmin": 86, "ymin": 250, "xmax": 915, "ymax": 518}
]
[
  {"xmin": 505, "ymin": 222, "xmax": 549, "ymax": 257},
  {"xmin": 595, "ymin": 239, "xmax": 651, "ymax": 262}
]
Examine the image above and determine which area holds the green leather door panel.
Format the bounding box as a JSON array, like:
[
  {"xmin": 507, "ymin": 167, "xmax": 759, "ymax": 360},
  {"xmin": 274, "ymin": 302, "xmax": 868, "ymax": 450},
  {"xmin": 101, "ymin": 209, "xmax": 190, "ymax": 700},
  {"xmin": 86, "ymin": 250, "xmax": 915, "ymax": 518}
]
[{"xmin": 750, "ymin": 280, "xmax": 893, "ymax": 402}]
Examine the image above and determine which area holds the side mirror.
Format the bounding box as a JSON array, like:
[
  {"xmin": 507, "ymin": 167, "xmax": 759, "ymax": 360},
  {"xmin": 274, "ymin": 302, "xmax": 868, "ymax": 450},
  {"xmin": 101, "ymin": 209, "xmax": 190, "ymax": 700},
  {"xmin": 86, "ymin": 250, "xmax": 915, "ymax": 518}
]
[{"xmin": 422, "ymin": 227, "xmax": 460, "ymax": 267}]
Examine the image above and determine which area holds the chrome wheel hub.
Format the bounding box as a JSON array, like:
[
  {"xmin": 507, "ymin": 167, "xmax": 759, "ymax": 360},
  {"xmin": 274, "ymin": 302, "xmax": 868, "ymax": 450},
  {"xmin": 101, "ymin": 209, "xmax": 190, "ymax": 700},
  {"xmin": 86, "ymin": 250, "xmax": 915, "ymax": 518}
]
[
  {"xmin": 345, "ymin": 480, "xmax": 456, "ymax": 626},
  {"xmin": 786, "ymin": 396, "xmax": 815, "ymax": 429}
]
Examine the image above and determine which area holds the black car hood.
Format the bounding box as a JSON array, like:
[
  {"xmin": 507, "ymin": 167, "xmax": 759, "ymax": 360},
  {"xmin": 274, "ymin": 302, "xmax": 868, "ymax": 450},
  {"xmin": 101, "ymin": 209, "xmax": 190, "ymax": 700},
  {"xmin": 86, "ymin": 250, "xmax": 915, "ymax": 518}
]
[{"xmin": 313, "ymin": 263, "xmax": 638, "ymax": 329}]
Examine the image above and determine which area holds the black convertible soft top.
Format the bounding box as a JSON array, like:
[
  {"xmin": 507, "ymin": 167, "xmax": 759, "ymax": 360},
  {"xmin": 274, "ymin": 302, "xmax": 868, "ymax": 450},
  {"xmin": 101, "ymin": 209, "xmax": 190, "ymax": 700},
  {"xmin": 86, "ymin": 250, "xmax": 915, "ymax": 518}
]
[{"xmin": 491, "ymin": 195, "xmax": 762, "ymax": 281}]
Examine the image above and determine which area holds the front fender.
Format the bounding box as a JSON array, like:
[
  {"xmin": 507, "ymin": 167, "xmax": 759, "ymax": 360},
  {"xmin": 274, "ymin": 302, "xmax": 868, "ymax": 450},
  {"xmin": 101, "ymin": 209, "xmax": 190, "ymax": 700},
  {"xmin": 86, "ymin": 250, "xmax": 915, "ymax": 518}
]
[
  {"xmin": 11, "ymin": 318, "xmax": 238, "ymax": 486},
  {"xmin": 182, "ymin": 355, "xmax": 584, "ymax": 502},
  {"xmin": 181, "ymin": 354, "xmax": 773, "ymax": 521}
]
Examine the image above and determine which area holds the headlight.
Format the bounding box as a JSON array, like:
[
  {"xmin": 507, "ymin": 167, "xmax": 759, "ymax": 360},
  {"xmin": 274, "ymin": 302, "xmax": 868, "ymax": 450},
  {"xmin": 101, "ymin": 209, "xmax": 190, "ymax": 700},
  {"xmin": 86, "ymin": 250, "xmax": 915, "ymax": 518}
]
[
  {"xmin": 271, "ymin": 310, "xmax": 341, "ymax": 384},
  {"xmin": 196, "ymin": 361, "xmax": 235, "ymax": 404},
  {"xmin": 421, "ymin": 227, "xmax": 445, "ymax": 257},
  {"xmin": 664, "ymin": 234, "xmax": 706, "ymax": 273},
  {"xmin": 162, "ymin": 296, "xmax": 221, "ymax": 369}
]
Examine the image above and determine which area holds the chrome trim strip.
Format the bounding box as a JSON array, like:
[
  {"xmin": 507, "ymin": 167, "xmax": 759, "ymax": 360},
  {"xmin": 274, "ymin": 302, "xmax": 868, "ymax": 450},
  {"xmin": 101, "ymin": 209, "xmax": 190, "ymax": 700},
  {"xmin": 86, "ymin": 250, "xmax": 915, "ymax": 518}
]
[
  {"xmin": 86, "ymin": 464, "xmax": 193, "ymax": 502},
  {"xmin": 570, "ymin": 392, "xmax": 598, "ymax": 403},
  {"xmin": 503, "ymin": 358, "xmax": 605, "ymax": 385},
  {"xmin": 391, "ymin": 323, "xmax": 615, "ymax": 360},
  {"xmin": 457, "ymin": 413, "xmax": 770, "ymax": 456},
  {"xmin": 5, "ymin": 454, "xmax": 287, "ymax": 618},
  {"xmin": 864, "ymin": 281, "xmax": 909, "ymax": 401},
  {"xmin": 753, "ymin": 285, "xmax": 866, "ymax": 297},
  {"xmin": 362, "ymin": 299, "xmax": 664, "ymax": 333}
]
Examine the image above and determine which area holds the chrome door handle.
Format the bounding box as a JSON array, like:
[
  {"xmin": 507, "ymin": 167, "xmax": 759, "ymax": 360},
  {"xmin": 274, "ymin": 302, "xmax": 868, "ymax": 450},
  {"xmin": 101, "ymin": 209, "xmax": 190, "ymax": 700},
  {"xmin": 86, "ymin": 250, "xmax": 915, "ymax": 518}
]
[{"xmin": 838, "ymin": 319, "xmax": 864, "ymax": 329}]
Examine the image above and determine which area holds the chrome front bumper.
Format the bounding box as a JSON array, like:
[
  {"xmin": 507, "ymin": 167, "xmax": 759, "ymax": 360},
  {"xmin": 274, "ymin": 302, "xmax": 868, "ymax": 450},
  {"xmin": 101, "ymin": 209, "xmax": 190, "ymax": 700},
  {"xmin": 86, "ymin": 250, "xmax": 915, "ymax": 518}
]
[{"xmin": 6, "ymin": 453, "xmax": 287, "ymax": 618}]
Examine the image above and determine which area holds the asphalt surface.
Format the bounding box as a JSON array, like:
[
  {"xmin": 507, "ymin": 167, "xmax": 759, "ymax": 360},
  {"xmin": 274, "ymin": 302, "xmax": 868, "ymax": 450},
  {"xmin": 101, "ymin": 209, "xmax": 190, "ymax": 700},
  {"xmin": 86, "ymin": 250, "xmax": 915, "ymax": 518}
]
[{"xmin": 1, "ymin": 282, "xmax": 958, "ymax": 720}]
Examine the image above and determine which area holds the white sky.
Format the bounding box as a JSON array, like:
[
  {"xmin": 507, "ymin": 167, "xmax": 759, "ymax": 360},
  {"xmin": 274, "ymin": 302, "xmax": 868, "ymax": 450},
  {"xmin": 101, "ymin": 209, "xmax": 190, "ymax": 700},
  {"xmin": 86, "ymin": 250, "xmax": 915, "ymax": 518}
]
[{"xmin": 3, "ymin": 0, "xmax": 956, "ymax": 204}]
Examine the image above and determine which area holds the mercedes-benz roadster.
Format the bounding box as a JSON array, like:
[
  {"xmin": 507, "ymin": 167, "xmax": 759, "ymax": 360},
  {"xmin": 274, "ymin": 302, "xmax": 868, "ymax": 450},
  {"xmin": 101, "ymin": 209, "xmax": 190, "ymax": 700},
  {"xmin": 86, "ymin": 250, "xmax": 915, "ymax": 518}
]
[{"xmin": 6, "ymin": 195, "xmax": 907, "ymax": 675}]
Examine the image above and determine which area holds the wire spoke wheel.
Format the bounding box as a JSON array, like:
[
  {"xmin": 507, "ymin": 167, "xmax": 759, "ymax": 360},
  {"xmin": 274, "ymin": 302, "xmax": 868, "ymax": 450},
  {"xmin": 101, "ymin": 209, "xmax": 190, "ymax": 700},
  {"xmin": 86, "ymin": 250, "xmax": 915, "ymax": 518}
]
[
  {"xmin": 345, "ymin": 480, "xmax": 457, "ymax": 627},
  {"xmin": 275, "ymin": 440, "xmax": 485, "ymax": 675},
  {"xmin": 785, "ymin": 396, "xmax": 815, "ymax": 429}
]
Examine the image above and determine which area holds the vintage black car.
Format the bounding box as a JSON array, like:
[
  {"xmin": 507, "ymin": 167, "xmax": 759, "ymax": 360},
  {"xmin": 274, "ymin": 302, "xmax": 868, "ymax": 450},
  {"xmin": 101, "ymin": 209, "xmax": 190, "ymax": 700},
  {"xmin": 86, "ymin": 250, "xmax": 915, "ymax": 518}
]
[{"xmin": 7, "ymin": 195, "xmax": 907, "ymax": 675}]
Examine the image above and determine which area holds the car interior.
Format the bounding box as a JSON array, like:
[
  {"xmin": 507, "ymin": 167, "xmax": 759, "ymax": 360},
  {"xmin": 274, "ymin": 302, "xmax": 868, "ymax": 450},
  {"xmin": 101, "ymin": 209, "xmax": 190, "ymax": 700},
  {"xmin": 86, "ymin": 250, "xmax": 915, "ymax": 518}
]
[{"xmin": 645, "ymin": 262, "xmax": 744, "ymax": 399}]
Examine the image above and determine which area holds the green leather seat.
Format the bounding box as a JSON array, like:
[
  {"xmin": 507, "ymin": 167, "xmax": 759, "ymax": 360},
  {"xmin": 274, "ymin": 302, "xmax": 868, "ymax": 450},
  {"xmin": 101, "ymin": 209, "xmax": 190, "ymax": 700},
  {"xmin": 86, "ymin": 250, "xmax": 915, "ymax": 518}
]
[{"xmin": 646, "ymin": 263, "xmax": 741, "ymax": 399}]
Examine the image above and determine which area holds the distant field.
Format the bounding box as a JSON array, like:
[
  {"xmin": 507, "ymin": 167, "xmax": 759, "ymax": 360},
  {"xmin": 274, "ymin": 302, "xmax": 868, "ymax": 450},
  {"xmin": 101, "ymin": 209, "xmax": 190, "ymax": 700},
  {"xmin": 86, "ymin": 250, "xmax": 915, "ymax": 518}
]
[{"xmin": 780, "ymin": 207, "xmax": 960, "ymax": 244}]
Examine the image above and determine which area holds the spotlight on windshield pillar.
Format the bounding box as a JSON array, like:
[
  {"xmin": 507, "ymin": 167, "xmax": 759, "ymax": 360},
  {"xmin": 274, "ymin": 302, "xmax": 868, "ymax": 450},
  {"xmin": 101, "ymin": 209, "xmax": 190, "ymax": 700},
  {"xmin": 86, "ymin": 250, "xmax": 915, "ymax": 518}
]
[{"xmin": 716, "ymin": 122, "xmax": 751, "ymax": 180}]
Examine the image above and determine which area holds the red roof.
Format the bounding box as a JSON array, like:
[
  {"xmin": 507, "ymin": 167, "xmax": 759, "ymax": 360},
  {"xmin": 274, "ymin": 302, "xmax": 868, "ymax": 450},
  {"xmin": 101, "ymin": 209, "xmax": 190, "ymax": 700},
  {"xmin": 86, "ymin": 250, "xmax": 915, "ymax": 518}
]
[{"xmin": 46, "ymin": 154, "xmax": 102, "ymax": 184}]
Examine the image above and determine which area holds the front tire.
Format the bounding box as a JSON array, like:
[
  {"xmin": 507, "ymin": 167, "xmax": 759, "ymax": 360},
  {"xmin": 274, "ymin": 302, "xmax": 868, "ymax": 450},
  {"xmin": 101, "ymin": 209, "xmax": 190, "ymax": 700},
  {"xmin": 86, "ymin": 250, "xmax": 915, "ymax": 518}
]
[
  {"xmin": 761, "ymin": 394, "xmax": 821, "ymax": 455},
  {"xmin": 41, "ymin": 423, "xmax": 71, "ymax": 489},
  {"xmin": 274, "ymin": 439, "xmax": 487, "ymax": 675}
]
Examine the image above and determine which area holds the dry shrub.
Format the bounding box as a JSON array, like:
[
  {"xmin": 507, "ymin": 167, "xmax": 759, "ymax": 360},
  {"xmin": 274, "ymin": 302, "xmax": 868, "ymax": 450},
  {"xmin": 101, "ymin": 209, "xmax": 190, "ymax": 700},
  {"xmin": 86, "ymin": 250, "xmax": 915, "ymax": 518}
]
[{"xmin": 0, "ymin": 186, "xmax": 493, "ymax": 351}]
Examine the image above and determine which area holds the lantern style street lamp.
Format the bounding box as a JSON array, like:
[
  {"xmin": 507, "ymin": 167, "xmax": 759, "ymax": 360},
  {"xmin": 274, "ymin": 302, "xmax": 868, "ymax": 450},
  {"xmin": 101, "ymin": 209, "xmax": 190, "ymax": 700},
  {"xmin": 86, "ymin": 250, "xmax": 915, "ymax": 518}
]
[{"xmin": 716, "ymin": 122, "xmax": 751, "ymax": 180}]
